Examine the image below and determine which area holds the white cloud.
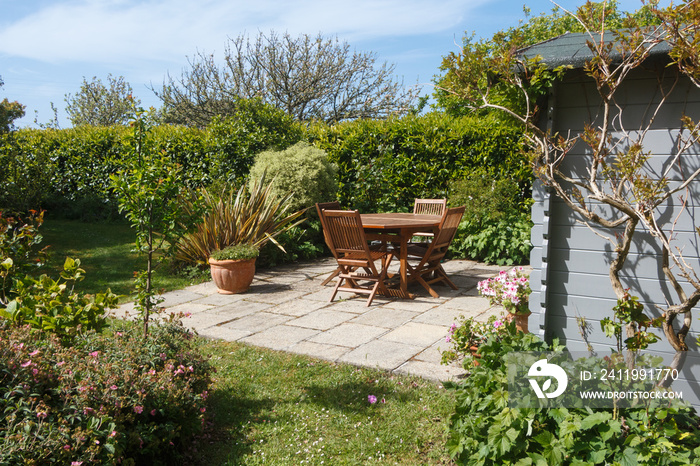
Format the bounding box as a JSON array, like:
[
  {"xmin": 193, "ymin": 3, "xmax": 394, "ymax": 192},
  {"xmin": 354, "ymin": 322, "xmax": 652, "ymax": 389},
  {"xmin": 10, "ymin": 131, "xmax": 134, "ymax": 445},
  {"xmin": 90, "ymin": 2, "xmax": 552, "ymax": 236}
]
[{"xmin": 0, "ymin": 0, "xmax": 485, "ymax": 65}]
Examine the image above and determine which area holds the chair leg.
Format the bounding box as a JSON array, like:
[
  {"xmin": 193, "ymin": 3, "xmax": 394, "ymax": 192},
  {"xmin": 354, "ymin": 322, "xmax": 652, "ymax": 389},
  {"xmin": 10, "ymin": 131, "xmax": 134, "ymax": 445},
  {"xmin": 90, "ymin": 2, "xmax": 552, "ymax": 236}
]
[
  {"xmin": 366, "ymin": 280, "xmax": 385, "ymax": 306},
  {"xmin": 322, "ymin": 267, "xmax": 341, "ymax": 286},
  {"xmin": 436, "ymin": 265, "xmax": 458, "ymax": 290},
  {"xmin": 415, "ymin": 273, "xmax": 440, "ymax": 298}
]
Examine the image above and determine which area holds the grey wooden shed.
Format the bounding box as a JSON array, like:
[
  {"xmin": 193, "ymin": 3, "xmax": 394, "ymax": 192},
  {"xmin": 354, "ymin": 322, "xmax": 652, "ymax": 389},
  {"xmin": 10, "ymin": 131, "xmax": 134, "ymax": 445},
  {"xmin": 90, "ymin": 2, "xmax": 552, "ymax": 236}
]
[{"xmin": 521, "ymin": 31, "xmax": 700, "ymax": 406}]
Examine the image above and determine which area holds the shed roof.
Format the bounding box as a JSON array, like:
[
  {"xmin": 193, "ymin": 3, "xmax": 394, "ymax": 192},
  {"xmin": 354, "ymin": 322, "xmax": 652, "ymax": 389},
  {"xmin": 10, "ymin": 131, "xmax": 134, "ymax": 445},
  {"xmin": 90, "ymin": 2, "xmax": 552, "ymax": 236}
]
[{"xmin": 518, "ymin": 29, "xmax": 671, "ymax": 69}]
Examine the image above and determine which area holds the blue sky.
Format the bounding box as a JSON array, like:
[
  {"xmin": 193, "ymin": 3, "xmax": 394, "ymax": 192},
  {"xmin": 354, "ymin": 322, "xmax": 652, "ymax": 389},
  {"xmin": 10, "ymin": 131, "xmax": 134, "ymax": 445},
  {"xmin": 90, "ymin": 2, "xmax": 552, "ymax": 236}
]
[{"xmin": 1, "ymin": 0, "xmax": 655, "ymax": 128}]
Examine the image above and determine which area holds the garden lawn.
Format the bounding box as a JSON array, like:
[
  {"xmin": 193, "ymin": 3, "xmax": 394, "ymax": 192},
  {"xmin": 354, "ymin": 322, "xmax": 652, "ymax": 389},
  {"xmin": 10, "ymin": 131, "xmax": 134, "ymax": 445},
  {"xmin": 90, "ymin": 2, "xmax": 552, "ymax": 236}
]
[
  {"xmin": 40, "ymin": 217, "xmax": 457, "ymax": 464},
  {"xmin": 194, "ymin": 340, "xmax": 456, "ymax": 465},
  {"xmin": 41, "ymin": 218, "xmax": 206, "ymax": 301}
]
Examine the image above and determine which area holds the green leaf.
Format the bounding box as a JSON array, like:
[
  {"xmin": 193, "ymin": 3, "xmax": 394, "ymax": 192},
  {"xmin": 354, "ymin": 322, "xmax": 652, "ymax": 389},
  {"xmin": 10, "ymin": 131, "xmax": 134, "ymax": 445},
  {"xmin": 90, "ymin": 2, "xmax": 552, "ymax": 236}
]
[{"xmin": 580, "ymin": 411, "xmax": 612, "ymax": 430}]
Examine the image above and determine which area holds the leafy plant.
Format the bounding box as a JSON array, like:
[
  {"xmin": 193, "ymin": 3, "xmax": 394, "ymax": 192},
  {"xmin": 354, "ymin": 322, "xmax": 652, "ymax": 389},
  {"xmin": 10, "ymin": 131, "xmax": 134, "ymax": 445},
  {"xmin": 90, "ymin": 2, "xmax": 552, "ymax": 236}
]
[
  {"xmin": 450, "ymin": 214, "xmax": 533, "ymax": 265},
  {"xmin": 441, "ymin": 314, "xmax": 509, "ymax": 365},
  {"xmin": 445, "ymin": 326, "xmax": 700, "ymax": 465},
  {"xmin": 0, "ymin": 320, "xmax": 212, "ymax": 465},
  {"xmin": 1, "ymin": 257, "xmax": 117, "ymax": 343},
  {"xmin": 174, "ymin": 171, "xmax": 306, "ymax": 266},
  {"xmin": 210, "ymin": 243, "xmax": 259, "ymax": 261}
]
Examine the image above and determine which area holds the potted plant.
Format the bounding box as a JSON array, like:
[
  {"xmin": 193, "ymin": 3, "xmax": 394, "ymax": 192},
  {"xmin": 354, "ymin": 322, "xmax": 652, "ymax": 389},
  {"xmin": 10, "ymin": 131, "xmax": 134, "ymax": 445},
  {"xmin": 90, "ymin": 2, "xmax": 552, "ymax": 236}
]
[
  {"xmin": 441, "ymin": 314, "xmax": 508, "ymax": 365},
  {"xmin": 208, "ymin": 244, "xmax": 260, "ymax": 294},
  {"xmin": 477, "ymin": 267, "xmax": 532, "ymax": 333}
]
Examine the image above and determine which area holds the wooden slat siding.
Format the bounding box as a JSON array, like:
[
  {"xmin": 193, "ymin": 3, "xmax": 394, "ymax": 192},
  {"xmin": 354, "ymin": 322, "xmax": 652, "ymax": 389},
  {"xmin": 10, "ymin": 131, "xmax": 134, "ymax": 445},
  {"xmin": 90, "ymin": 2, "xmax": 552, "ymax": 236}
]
[{"xmin": 528, "ymin": 60, "xmax": 700, "ymax": 406}]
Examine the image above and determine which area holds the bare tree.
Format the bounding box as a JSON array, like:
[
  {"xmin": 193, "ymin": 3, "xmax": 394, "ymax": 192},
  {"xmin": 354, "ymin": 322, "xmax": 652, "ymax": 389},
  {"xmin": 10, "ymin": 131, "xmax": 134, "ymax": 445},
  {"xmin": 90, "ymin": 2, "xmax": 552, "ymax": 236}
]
[
  {"xmin": 154, "ymin": 31, "xmax": 420, "ymax": 127},
  {"xmin": 65, "ymin": 74, "xmax": 139, "ymax": 127}
]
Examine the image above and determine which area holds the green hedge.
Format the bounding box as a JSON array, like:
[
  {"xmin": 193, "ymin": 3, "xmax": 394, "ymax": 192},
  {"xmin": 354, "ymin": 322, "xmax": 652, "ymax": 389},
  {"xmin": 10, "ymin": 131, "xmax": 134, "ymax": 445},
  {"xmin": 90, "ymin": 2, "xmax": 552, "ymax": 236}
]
[
  {"xmin": 308, "ymin": 112, "xmax": 527, "ymax": 213},
  {"xmin": 1, "ymin": 111, "xmax": 526, "ymax": 217},
  {"xmin": 0, "ymin": 100, "xmax": 304, "ymax": 217}
]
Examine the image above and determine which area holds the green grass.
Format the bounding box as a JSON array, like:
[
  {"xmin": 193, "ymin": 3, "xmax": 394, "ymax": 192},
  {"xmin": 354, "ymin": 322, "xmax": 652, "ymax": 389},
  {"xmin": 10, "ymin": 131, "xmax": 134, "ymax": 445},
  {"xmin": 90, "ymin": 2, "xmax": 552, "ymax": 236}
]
[
  {"xmin": 41, "ymin": 218, "xmax": 207, "ymax": 301},
  {"xmin": 39, "ymin": 218, "xmax": 457, "ymax": 464},
  {"xmin": 194, "ymin": 341, "xmax": 456, "ymax": 465}
]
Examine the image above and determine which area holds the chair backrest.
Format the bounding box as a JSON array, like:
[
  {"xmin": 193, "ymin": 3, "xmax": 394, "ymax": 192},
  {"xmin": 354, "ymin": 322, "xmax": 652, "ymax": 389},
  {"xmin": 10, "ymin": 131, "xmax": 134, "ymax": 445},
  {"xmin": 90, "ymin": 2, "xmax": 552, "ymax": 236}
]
[
  {"xmin": 315, "ymin": 201, "xmax": 341, "ymax": 218},
  {"xmin": 319, "ymin": 209, "xmax": 371, "ymax": 258},
  {"xmin": 413, "ymin": 199, "xmax": 447, "ymax": 216},
  {"xmin": 316, "ymin": 202, "xmax": 342, "ymax": 257},
  {"xmin": 433, "ymin": 206, "xmax": 466, "ymax": 250}
]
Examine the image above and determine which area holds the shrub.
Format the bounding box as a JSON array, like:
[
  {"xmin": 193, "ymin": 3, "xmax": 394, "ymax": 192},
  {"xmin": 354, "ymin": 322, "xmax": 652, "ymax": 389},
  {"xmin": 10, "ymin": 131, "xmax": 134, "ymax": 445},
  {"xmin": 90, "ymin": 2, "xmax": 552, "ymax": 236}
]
[
  {"xmin": 175, "ymin": 172, "xmax": 307, "ymax": 266},
  {"xmin": 450, "ymin": 214, "xmax": 533, "ymax": 265},
  {"xmin": 445, "ymin": 326, "xmax": 700, "ymax": 465},
  {"xmin": 0, "ymin": 320, "xmax": 212, "ymax": 465},
  {"xmin": 448, "ymin": 171, "xmax": 532, "ymax": 264},
  {"xmin": 248, "ymin": 141, "xmax": 338, "ymax": 212}
]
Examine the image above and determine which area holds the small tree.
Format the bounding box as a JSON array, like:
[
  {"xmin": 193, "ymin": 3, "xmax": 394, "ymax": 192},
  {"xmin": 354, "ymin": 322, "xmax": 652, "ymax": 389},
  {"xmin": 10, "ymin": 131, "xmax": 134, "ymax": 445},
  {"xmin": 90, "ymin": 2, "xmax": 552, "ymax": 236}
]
[
  {"xmin": 65, "ymin": 74, "xmax": 139, "ymax": 126},
  {"xmin": 110, "ymin": 101, "xmax": 202, "ymax": 336},
  {"xmin": 155, "ymin": 31, "xmax": 419, "ymax": 126}
]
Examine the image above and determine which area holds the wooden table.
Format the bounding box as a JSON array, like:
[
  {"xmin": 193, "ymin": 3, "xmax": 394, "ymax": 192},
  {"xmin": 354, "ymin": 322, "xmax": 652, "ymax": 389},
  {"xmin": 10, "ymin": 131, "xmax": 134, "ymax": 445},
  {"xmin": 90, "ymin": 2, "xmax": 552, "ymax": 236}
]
[{"xmin": 360, "ymin": 213, "xmax": 442, "ymax": 298}]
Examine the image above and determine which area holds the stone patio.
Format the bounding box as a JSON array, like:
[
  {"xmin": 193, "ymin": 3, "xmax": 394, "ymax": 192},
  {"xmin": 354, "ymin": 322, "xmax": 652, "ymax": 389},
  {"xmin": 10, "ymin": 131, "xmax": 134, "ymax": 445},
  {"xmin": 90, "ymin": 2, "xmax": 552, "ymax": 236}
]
[{"xmin": 115, "ymin": 258, "xmax": 514, "ymax": 382}]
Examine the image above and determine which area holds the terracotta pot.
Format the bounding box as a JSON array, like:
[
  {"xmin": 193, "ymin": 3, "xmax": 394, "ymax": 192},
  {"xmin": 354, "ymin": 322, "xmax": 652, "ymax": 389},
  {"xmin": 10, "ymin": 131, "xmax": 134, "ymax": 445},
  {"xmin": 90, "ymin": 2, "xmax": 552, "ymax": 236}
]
[
  {"xmin": 507, "ymin": 311, "xmax": 531, "ymax": 333},
  {"xmin": 209, "ymin": 257, "xmax": 256, "ymax": 294},
  {"xmin": 469, "ymin": 345, "xmax": 481, "ymax": 366}
]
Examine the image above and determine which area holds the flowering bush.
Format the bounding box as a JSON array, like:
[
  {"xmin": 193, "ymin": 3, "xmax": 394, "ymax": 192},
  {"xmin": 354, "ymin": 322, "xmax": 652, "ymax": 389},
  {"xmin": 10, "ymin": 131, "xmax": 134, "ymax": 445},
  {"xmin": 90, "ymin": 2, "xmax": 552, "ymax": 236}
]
[
  {"xmin": 477, "ymin": 267, "xmax": 531, "ymax": 315},
  {"xmin": 441, "ymin": 314, "xmax": 510, "ymax": 365},
  {"xmin": 0, "ymin": 320, "xmax": 212, "ymax": 465}
]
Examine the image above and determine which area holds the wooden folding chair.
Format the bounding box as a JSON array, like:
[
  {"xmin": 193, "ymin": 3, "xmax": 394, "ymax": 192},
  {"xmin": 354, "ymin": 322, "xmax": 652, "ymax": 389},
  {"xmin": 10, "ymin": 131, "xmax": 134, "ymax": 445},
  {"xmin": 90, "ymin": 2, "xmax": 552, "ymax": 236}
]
[
  {"xmin": 412, "ymin": 198, "xmax": 447, "ymax": 242},
  {"xmin": 320, "ymin": 209, "xmax": 394, "ymax": 306},
  {"xmin": 413, "ymin": 198, "xmax": 447, "ymax": 216},
  {"xmin": 316, "ymin": 202, "xmax": 342, "ymax": 286},
  {"xmin": 406, "ymin": 206, "xmax": 465, "ymax": 298}
]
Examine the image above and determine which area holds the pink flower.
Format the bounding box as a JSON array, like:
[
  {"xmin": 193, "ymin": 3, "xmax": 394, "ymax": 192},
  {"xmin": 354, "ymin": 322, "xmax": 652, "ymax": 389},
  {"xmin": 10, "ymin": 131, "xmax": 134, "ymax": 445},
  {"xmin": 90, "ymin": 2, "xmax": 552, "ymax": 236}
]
[
  {"xmin": 37, "ymin": 411, "xmax": 47, "ymax": 419},
  {"xmin": 368, "ymin": 395, "xmax": 377, "ymax": 404},
  {"xmin": 493, "ymin": 320, "xmax": 503, "ymax": 328},
  {"xmin": 29, "ymin": 350, "xmax": 40, "ymax": 356},
  {"xmin": 110, "ymin": 431, "xmax": 117, "ymax": 437},
  {"xmin": 20, "ymin": 360, "xmax": 31, "ymax": 368},
  {"xmin": 63, "ymin": 445, "xmax": 71, "ymax": 451},
  {"xmin": 151, "ymin": 409, "xmax": 157, "ymax": 416},
  {"xmin": 133, "ymin": 406, "xmax": 143, "ymax": 414},
  {"xmin": 110, "ymin": 385, "xmax": 118, "ymax": 390},
  {"xmin": 71, "ymin": 462, "xmax": 83, "ymax": 466},
  {"xmin": 89, "ymin": 351, "xmax": 99, "ymax": 358}
]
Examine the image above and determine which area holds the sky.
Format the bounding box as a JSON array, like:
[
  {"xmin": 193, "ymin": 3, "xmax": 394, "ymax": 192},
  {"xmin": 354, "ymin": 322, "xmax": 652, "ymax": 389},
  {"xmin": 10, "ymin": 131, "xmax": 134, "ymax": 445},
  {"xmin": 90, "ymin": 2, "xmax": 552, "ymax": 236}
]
[{"xmin": 0, "ymin": 0, "xmax": 657, "ymax": 128}]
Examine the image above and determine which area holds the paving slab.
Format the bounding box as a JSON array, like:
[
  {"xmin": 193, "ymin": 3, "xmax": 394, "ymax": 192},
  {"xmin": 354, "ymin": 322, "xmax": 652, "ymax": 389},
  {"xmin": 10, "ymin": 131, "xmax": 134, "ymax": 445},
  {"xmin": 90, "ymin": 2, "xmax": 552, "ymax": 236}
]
[
  {"xmin": 339, "ymin": 340, "xmax": 424, "ymax": 371},
  {"xmin": 380, "ymin": 322, "xmax": 448, "ymax": 348},
  {"xmin": 220, "ymin": 312, "xmax": 293, "ymax": 333},
  {"xmin": 287, "ymin": 309, "xmax": 357, "ymax": 330},
  {"xmin": 307, "ymin": 323, "xmax": 387, "ymax": 348},
  {"xmin": 350, "ymin": 308, "xmax": 418, "ymax": 329},
  {"xmin": 238, "ymin": 325, "xmax": 320, "ymax": 351}
]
